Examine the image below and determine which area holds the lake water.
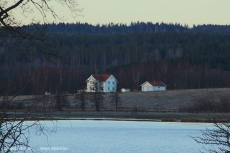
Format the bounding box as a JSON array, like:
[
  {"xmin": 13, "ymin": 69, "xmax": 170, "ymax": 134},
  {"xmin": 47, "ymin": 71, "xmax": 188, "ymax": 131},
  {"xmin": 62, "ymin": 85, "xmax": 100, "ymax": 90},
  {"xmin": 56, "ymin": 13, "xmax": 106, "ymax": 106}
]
[{"xmin": 20, "ymin": 120, "xmax": 213, "ymax": 153}]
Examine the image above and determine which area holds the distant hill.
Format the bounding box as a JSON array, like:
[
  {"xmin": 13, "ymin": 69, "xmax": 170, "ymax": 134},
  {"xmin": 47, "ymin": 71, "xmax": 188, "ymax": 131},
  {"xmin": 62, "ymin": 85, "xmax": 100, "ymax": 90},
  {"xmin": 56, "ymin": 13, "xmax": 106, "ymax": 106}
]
[
  {"xmin": 28, "ymin": 22, "xmax": 230, "ymax": 35},
  {"xmin": 1, "ymin": 22, "xmax": 230, "ymax": 94}
]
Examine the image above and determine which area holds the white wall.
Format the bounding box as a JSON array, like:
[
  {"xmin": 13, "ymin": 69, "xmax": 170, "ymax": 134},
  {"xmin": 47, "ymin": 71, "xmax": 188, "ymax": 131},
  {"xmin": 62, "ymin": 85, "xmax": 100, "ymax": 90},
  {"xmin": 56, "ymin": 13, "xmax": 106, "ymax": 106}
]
[
  {"xmin": 86, "ymin": 76, "xmax": 96, "ymax": 92},
  {"xmin": 104, "ymin": 76, "xmax": 117, "ymax": 92},
  {"xmin": 141, "ymin": 82, "xmax": 166, "ymax": 91},
  {"xmin": 141, "ymin": 82, "xmax": 153, "ymax": 91},
  {"xmin": 152, "ymin": 86, "xmax": 166, "ymax": 91}
]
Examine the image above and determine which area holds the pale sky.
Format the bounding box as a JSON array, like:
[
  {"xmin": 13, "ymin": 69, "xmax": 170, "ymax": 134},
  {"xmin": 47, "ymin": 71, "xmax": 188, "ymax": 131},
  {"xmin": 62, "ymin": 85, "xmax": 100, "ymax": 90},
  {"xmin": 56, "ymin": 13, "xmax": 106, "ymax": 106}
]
[{"xmin": 13, "ymin": 0, "xmax": 230, "ymax": 27}]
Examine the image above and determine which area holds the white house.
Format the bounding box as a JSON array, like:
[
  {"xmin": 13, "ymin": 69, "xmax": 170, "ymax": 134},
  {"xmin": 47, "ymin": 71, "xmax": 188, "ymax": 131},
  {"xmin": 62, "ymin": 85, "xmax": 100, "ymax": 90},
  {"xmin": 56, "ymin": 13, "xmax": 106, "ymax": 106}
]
[
  {"xmin": 85, "ymin": 74, "xmax": 118, "ymax": 92},
  {"xmin": 140, "ymin": 81, "xmax": 167, "ymax": 91}
]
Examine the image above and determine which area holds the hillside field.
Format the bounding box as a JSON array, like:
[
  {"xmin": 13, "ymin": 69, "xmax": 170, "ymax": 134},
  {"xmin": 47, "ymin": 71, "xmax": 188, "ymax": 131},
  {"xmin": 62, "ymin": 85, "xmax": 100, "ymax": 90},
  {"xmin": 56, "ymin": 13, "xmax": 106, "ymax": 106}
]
[{"xmin": 6, "ymin": 88, "xmax": 230, "ymax": 112}]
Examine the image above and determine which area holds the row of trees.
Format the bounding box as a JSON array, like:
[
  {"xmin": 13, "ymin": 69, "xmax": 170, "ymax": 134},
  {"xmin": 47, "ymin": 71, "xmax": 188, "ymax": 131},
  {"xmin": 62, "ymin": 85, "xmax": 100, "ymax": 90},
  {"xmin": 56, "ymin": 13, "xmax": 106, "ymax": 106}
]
[
  {"xmin": 34, "ymin": 22, "xmax": 230, "ymax": 35},
  {"xmin": 108, "ymin": 61, "xmax": 230, "ymax": 91},
  {"xmin": 0, "ymin": 59, "xmax": 228, "ymax": 95},
  {"xmin": 76, "ymin": 82, "xmax": 121, "ymax": 111},
  {"xmin": 1, "ymin": 32, "xmax": 230, "ymax": 94},
  {"xmin": 46, "ymin": 32, "xmax": 230, "ymax": 70}
]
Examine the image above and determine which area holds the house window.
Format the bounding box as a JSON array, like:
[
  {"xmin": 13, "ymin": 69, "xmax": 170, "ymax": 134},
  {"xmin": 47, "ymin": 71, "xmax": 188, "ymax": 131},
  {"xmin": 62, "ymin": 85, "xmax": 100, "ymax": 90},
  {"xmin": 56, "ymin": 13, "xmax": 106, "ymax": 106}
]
[
  {"xmin": 112, "ymin": 81, "xmax": 114, "ymax": 84},
  {"xmin": 108, "ymin": 81, "xmax": 110, "ymax": 84},
  {"xmin": 108, "ymin": 87, "xmax": 110, "ymax": 90},
  {"xmin": 113, "ymin": 87, "xmax": 114, "ymax": 91}
]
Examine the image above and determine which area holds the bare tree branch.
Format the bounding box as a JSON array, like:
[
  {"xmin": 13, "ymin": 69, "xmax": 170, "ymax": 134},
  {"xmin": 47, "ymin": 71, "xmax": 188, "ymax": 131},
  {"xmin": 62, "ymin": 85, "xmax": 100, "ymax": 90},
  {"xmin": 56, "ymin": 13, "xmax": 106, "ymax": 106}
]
[{"xmin": 0, "ymin": 0, "xmax": 82, "ymax": 151}]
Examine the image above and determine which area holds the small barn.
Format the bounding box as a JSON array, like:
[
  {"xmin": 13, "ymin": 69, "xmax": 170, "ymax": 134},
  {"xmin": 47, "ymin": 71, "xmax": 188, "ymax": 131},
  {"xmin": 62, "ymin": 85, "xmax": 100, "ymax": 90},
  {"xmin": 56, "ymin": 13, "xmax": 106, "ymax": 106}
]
[
  {"xmin": 121, "ymin": 88, "xmax": 131, "ymax": 92},
  {"xmin": 140, "ymin": 81, "xmax": 167, "ymax": 91}
]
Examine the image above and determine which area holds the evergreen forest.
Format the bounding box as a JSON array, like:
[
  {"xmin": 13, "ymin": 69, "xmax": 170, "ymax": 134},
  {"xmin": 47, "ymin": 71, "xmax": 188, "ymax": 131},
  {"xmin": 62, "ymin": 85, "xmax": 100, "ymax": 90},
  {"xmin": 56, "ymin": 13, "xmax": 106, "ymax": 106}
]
[{"xmin": 1, "ymin": 22, "xmax": 230, "ymax": 95}]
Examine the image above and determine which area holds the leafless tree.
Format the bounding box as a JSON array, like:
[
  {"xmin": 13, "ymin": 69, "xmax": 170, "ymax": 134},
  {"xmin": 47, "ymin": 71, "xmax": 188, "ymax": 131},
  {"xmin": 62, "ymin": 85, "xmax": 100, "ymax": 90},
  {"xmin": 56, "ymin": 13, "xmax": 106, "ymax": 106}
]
[
  {"xmin": 156, "ymin": 61, "xmax": 168, "ymax": 83},
  {"xmin": 0, "ymin": 94, "xmax": 55, "ymax": 152},
  {"xmin": 0, "ymin": 1, "xmax": 82, "ymax": 27},
  {"xmin": 75, "ymin": 91, "xmax": 87, "ymax": 111},
  {"xmin": 92, "ymin": 92, "xmax": 104, "ymax": 111},
  {"xmin": 0, "ymin": 0, "xmax": 82, "ymax": 152},
  {"xmin": 55, "ymin": 93, "xmax": 68, "ymax": 111},
  {"xmin": 129, "ymin": 64, "xmax": 144, "ymax": 91},
  {"xmin": 191, "ymin": 93, "xmax": 230, "ymax": 152},
  {"xmin": 110, "ymin": 91, "xmax": 121, "ymax": 111},
  {"xmin": 192, "ymin": 114, "xmax": 230, "ymax": 153},
  {"xmin": 89, "ymin": 81, "xmax": 104, "ymax": 111}
]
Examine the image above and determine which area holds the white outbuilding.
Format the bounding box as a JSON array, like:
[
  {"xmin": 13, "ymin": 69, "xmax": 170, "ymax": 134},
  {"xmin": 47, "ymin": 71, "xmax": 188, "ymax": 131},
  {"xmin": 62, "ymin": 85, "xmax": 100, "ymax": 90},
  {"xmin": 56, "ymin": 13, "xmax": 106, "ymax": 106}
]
[
  {"xmin": 140, "ymin": 81, "xmax": 167, "ymax": 91},
  {"xmin": 121, "ymin": 88, "xmax": 130, "ymax": 92}
]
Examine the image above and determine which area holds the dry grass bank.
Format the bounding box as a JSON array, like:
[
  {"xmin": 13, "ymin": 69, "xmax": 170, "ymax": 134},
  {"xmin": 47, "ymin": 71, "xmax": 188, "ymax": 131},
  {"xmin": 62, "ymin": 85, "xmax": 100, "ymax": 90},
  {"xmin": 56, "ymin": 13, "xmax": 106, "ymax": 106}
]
[{"xmin": 3, "ymin": 88, "xmax": 230, "ymax": 112}]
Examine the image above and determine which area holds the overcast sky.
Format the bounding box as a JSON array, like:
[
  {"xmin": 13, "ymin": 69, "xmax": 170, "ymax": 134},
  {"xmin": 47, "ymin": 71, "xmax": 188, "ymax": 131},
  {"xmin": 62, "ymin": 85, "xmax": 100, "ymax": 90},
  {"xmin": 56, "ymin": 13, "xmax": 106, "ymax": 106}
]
[{"xmin": 14, "ymin": 0, "xmax": 230, "ymax": 27}]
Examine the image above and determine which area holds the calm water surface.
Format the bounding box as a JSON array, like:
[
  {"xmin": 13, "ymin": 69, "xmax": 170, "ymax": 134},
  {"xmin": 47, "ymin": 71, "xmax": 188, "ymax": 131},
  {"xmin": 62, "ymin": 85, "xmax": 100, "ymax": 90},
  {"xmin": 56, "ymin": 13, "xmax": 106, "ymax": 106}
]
[{"xmin": 26, "ymin": 120, "xmax": 212, "ymax": 153}]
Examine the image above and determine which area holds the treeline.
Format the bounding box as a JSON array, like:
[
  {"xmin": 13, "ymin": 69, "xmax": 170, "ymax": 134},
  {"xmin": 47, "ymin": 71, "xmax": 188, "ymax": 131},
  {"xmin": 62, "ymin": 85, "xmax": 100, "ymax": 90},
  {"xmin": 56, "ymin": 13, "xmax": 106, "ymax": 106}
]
[
  {"xmin": 107, "ymin": 62, "xmax": 229, "ymax": 91},
  {"xmin": 48, "ymin": 32, "xmax": 230, "ymax": 70},
  {"xmin": 44, "ymin": 22, "xmax": 187, "ymax": 34},
  {"xmin": 1, "ymin": 23, "xmax": 230, "ymax": 95},
  {"xmin": 28, "ymin": 22, "xmax": 230, "ymax": 35}
]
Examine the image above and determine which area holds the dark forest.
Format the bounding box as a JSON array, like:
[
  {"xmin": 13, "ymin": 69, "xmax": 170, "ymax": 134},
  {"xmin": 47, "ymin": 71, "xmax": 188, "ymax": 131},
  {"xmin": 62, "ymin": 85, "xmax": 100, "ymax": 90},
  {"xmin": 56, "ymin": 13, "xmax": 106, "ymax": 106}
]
[{"xmin": 1, "ymin": 22, "xmax": 230, "ymax": 95}]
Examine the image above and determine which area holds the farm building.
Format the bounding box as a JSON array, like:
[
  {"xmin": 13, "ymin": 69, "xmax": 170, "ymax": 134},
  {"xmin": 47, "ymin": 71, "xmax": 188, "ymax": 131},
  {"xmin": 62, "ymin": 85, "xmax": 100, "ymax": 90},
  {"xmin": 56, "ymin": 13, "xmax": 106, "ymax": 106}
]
[
  {"xmin": 140, "ymin": 81, "xmax": 167, "ymax": 91},
  {"xmin": 86, "ymin": 74, "xmax": 118, "ymax": 92},
  {"xmin": 121, "ymin": 88, "xmax": 131, "ymax": 92}
]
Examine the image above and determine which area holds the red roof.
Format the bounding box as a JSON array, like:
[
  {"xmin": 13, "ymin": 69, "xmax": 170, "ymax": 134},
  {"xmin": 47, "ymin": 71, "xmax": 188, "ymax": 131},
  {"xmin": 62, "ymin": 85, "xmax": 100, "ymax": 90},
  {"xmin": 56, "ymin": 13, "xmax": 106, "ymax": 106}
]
[
  {"xmin": 92, "ymin": 74, "xmax": 112, "ymax": 82},
  {"xmin": 148, "ymin": 81, "xmax": 166, "ymax": 86}
]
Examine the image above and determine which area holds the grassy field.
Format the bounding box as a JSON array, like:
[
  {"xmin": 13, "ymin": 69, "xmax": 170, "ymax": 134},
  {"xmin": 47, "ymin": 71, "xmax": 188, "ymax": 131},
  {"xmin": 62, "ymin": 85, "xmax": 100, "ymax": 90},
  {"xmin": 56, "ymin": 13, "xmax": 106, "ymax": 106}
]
[
  {"xmin": 3, "ymin": 88, "xmax": 230, "ymax": 122},
  {"xmin": 5, "ymin": 88, "xmax": 230, "ymax": 111}
]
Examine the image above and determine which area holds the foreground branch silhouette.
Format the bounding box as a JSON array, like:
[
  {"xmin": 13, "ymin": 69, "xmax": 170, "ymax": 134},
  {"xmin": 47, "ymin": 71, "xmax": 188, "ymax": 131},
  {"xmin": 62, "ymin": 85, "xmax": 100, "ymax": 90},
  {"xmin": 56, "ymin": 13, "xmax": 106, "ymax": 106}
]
[
  {"xmin": 0, "ymin": 1, "xmax": 82, "ymax": 152},
  {"xmin": 192, "ymin": 114, "xmax": 230, "ymax": 153}
]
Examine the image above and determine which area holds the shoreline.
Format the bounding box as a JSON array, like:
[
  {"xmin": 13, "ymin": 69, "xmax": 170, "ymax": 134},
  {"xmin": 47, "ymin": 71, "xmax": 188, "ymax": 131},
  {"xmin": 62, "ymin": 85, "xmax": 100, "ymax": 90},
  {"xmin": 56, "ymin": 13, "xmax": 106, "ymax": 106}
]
[
  {"xmin": 7, "ymin": 111, "xmax": 227, "ymax": 123},
  {"xmin": 19, "ymin": 117, "xmax": 216, "ymax": 123}
]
